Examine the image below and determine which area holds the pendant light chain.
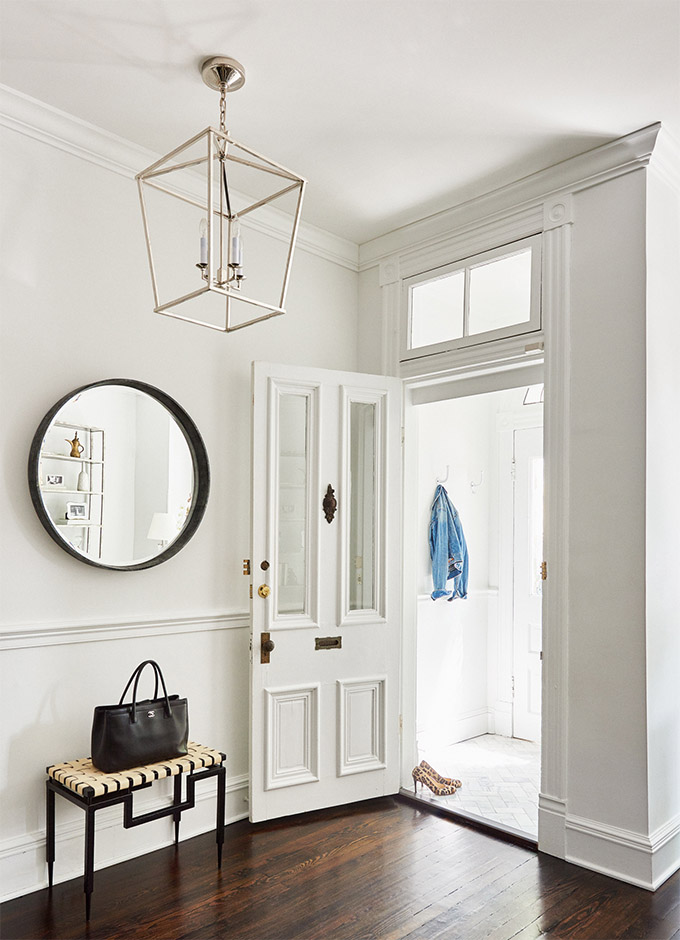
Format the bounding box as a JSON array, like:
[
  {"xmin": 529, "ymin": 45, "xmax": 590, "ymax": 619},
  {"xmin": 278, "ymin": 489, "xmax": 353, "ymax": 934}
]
[{"xmin": 219, "ymin": 82, "xmax": 227, "ymax": 133}]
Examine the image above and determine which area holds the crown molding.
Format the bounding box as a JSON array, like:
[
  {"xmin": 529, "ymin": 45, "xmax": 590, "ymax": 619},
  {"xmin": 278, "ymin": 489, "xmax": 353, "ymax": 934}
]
[
  {"xmin": 359, "ymin": 123, "xmax": 661, "ymax": 269},
  {"xmin": 0, "ymin": 84, "xmax": 359, "ymax": 272}
]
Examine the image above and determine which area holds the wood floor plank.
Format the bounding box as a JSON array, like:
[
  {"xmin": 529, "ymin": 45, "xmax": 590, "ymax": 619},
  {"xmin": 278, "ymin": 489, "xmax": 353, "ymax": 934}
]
[{"xmin": 1, "ymin": 796, "xmax": 678, "ymax": 940}]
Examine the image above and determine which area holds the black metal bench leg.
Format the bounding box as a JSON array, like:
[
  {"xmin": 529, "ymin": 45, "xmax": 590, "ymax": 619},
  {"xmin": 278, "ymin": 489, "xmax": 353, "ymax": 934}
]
[
  {"xmin": 216, "ymin": 764, "xmax": 226, "ymax": 867},
  {"xmin": 173, "ymin": 774, "xmax": 182, "ymax": 845},
  {"xmin": 84, "ymin": 805, "xmax": 95, "ymax": 921},
  {"xmin": 46, "ymin": 781, "xmax": 55, "ymax": 889}
]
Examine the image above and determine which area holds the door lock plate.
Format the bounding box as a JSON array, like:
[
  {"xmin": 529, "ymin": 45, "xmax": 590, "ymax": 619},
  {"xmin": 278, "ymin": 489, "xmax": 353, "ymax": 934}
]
[{"xmin": 261, "ymin": 632, "xmax": 275, "ymax": 664}]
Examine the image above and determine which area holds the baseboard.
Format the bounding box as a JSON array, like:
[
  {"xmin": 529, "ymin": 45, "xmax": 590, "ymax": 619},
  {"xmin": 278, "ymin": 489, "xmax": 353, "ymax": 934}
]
[
  {"xmin": 417, "ymin": 707, "xmax": 490, "ymax": 751},
  {"xmin": 538, "ymin": 793, "xmax": 567, "ymax": 858},
  {"xmin": 0, "ymin": 775, "xmax": 249, "ymax": 903},
  {"xmin": 565, "ymin": 811, "xmax": 680, "ymax": 891}
]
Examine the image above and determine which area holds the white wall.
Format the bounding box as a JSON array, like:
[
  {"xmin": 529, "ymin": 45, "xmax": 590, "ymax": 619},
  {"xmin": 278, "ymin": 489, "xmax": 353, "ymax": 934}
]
[
  {"xmin": 415, "ymin": 388, "xmax": 543, "ymax": 751},
  {"xmin": 0, "ymin": 117, "xmax": 360, "ymax": 900},
  {"xmin": 414, "ymin": 394, "xmax": 493, "ymax": 750},
  {"xmin": 644, "ymin": 140, "xmax": 680, "ymax": 886}
]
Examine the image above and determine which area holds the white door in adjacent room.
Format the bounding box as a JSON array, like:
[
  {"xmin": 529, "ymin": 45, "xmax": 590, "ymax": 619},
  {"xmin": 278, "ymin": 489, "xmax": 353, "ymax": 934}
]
[
  {"xmin": 512, "ymin": 425, "xmax": 544, "ymax": 742},
  {"xmin": 249, "ymin": 361, "xmax": 402, "ymax": 822}
]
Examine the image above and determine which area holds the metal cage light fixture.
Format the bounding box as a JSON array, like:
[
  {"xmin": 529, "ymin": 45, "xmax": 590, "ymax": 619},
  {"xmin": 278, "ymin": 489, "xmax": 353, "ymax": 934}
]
[{"xmin": 136, "ymin": 56, "xmax": 306, "ymax": 332}]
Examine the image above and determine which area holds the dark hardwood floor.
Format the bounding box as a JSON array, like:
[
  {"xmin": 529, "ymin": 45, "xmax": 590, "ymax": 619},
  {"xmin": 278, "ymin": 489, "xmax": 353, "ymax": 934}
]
[{"xmin": 1, "ymin": 796, "xmax": 678, "ymax": 940}]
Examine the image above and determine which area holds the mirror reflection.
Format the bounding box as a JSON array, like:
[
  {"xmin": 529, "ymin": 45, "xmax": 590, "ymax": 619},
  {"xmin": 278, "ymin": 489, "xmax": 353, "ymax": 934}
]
[{"xmin": 29, "ymin": 381, "xmax": 209, "ymax": 570}]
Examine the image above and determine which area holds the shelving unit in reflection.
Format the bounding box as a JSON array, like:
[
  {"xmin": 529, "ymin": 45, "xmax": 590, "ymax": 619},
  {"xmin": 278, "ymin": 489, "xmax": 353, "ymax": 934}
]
[{"xmin": 39, "ymin": 421, "xmax": 105, "ymax": 560}]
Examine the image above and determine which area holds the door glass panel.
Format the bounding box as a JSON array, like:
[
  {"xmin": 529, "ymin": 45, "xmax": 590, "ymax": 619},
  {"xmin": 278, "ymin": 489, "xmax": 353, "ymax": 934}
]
[
  {"xmin": 277, "ymin": 393, "xmax": 308, "ymax": 615},
  {"xmin": 410, "ymin": 270, "xmax": 465, "ymax": 349},
  {"xmin": 468, "ymin": 249, "xmax": 532, "ymax": 335},
  {"xmin": 349, "ymin": 401, "xmax": 376, "ymax": 611}
]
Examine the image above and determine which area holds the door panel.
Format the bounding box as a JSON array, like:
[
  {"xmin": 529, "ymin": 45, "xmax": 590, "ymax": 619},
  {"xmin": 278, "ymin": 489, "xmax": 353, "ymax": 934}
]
[
  {"xmin": 250, "ymin": 362, "xmax": 402, "ymax": 822},
  {"xmin": 512, "ymin": 425, "xmax": 543, "ymax": 742}
]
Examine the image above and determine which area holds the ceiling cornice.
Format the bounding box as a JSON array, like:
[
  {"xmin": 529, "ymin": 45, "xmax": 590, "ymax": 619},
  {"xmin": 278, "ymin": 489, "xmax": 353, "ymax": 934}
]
[
  {"xmin": 359, "ymin": 123, "xmax": 662, "ymax": 269},
  {"xmin": 0, "ymin": 84, "xmax": 360, "ymax": 273}
]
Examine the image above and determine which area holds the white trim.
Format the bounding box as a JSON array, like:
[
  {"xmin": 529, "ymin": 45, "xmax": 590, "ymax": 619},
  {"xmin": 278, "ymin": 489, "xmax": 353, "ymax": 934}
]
[
  {"xmin": 540, "ymin": 218, "xmax": 571, "ymax": 816},
  {"xmin": 0, "ymin": 611, "xmax": 249, "ymax": 650},
  {"xmin": 360, "ymin": 124, "xmax": 661, "ymax": 268},
  {"xmin": 408, "ymin": 359, "xmax": 544, "ymax": 405},
  {"xmin": 0, "ymin": 83, "xmax": 359, "ymax": 273},
  {"xmin": 0, "ymin": 774, "xmax": 249, "ymax": 903},
  {"xmin": 564, "ymin": 812, "xmax": 680, "ymax": 891}
]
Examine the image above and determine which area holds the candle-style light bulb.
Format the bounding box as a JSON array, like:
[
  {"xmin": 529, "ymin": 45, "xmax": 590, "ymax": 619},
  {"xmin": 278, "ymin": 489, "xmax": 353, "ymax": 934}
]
[
  {"xmin": 198, "ymin": 218, "xmax": 208, "ymax": 266},
  {"xmin": 231, "ymin": 217, "xmax": 243, "ymax": 267}
]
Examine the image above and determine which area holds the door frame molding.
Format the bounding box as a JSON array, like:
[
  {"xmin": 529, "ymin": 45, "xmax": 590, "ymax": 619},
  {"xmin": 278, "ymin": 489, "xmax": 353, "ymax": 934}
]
[{"xmin": 395, "ymin": 197, "xmax": 572, "ymax": 860}]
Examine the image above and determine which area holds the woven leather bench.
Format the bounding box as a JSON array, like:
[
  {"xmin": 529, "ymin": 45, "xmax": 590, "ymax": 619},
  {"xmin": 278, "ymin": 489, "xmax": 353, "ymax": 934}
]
[{"xmin": 46, "ymin": 741, "xmax": 226, "ymax": 920}]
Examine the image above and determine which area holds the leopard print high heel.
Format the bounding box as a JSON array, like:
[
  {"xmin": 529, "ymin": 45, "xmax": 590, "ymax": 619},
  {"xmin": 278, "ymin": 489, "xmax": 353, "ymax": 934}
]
[
  {"xmin": 419, "ymin": 760, "xmax": 462, "ymax": 789},
  {"xmin": 412, "ymin": 764, "xmax": 458, "ymax": 796}
]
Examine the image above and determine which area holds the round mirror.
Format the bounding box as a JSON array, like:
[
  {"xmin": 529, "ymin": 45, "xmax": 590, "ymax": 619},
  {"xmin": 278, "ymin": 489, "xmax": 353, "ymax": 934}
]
[{"xmin": 28, "ymin": 379, "xmax": 210, "ymax": 570}]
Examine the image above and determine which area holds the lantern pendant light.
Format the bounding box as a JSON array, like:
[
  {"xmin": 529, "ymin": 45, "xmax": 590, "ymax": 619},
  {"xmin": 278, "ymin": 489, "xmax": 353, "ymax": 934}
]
[{"xmin": 136, "ymin": 56, "xmax": 306, "ymax": 332}]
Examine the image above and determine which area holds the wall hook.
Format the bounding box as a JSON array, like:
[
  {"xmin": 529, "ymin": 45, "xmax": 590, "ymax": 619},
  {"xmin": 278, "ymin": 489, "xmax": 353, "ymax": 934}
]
[
  {"xmin": 436, "ymin": 465, "xmax": 450, "ymax": 484},
  {"xmin": 470, "ymin": 470, "xmax": 484, "ymax": 494}
]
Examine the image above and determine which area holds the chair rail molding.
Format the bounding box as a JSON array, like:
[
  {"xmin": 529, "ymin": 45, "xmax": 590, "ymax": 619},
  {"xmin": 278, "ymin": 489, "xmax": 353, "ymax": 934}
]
[{"xmin": 0, "ymin": 611, "xmax": 250, "ymax": 651}]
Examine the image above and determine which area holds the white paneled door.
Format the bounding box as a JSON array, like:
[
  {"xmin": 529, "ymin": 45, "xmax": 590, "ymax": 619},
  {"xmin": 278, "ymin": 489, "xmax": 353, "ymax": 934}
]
[
  {"xmin": 249, "ymin": 362, "xmax": 402, "ymax": 822},
  {"xmin": 512, "ymin": 425, "xmax": 544, "ymax": 743}
]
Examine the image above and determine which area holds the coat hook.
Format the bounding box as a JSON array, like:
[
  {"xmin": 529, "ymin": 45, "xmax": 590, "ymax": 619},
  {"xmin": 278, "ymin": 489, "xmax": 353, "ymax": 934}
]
[
  {"xmin": 436, "ymin": 465, "xmax": 450, "ymax": 484},
  {"xmin": 470, "ymin": 470, "xmax": 484, "ymax": 494}
]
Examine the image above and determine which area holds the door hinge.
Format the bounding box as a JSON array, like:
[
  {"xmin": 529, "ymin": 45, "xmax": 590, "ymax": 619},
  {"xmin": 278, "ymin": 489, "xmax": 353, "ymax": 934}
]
[
  {"xmin": 510, "ymin": 458, "xmax": 516, "ymax": 481},
  {"xmin": 399, "ymin": 714, "xmax": 403, "ymax": 733},
  {"xmin": 243, "ymin": 559, "xmax": 251, "ymax": 576},
  {"xmin": 401, "ymin": 427, "xmax": 405, "ymax": 446},
  {"xmin": 540, "ymin": 561, "xmax": 547, "ymax": 580},
  {"xmin": 249, "ymin": 584, "xmax": 253, "ymax": 599},
  {"xmin": 511, "ymin": 675, "xmax": 515, "ymax": 696}
]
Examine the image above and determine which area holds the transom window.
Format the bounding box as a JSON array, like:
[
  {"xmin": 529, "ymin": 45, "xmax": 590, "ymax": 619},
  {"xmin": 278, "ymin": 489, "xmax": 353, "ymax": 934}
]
[{"xmin": 403, "ymin": 235, "xmax": 541, "ymax": 360}]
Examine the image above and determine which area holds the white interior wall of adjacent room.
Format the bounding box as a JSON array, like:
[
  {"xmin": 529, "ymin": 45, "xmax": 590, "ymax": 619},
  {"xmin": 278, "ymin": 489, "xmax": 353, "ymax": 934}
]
[
  {"xmin": 415, "ymin": 392, "xmax": 493, "ymax": 750},
  {"xmin": 0, "ymin": 121, "xmax": 360, "ymax": 901},
  {"xmin": 415, "ymin": 387, "xmax": 543, "ymax": 752}
]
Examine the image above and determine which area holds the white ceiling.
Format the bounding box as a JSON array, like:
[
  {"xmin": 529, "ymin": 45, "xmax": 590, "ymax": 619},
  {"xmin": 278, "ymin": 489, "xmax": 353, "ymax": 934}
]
[{"xmin": 1, "ymin": 0, "xmax": 679, "ymax": 244}]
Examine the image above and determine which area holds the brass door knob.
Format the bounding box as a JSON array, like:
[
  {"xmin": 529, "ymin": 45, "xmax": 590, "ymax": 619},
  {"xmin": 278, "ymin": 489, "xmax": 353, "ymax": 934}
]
[
  {"xmin": 257, "ymin": 584, "xmax": 271, "ymax": 598},
  {"xmin": 262, "ymin": 638, "xmax": 275, "ymax": 653}
]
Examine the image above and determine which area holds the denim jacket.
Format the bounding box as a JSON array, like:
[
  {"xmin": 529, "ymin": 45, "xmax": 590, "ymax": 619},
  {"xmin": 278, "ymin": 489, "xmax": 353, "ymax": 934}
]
[{"xmin": 429, "ymin": 484, "xmax": 468, "ymax": 601}]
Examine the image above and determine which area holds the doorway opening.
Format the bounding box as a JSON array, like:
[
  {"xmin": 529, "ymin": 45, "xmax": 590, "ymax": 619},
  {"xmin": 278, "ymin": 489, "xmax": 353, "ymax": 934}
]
[{"xmin": 412, "ymin": 383, "xmax": 544, "ymax": 840}]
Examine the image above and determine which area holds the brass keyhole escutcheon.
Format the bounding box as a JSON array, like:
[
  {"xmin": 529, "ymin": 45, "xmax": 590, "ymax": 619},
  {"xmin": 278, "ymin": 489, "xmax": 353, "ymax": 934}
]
[{"xmin": 257, "ymin": 584, "xmax": 271, "ymax": 598}]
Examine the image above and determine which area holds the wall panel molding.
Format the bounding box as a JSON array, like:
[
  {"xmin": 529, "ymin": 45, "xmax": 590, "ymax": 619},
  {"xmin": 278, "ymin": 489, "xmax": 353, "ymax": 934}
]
[
  {"xmin": 0, "ymin": 611, "xmax": 249, "ymax": 651},
  {"xmin": 0, "ymin": 84, "xmax": 359, "ymax": 272}
]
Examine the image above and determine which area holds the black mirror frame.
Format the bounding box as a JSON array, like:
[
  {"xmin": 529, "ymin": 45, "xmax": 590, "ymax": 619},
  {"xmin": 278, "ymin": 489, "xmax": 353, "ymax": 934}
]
[{"xmin": 28, "ymin": 379, "xmax": 210, "ymax": 571}]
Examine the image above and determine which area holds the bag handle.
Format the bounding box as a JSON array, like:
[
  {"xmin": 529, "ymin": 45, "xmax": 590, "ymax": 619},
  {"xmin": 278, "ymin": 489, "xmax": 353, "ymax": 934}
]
[
  {"xmin": 118, "ymin": 660, "xmax": 159, "ymax": 706},
  {"xmin": 131, "ymin": 660, "xmax": 172, "ymax": 723},
  {"xmin": 120, "ymin": 660, "xmax": 172, "ymax": 723}
]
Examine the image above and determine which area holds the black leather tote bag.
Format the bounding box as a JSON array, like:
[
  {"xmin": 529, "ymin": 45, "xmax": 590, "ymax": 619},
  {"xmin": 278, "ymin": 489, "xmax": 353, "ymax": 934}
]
[{"xmin": 91, "ymin": 660, "xmax": 188, "ymax": 772}]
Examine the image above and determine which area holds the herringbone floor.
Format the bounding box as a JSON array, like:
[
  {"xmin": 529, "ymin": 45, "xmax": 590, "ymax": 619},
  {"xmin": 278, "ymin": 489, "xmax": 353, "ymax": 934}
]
[{"xmin": 418, "ymin": 734, "xmax": 540, "ymax": 837}]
